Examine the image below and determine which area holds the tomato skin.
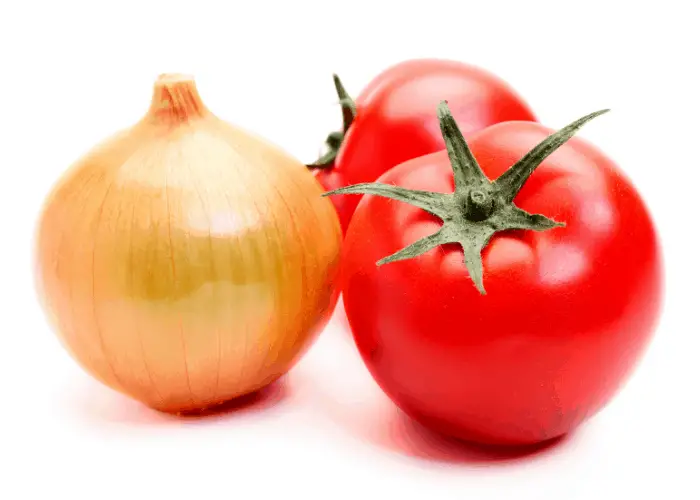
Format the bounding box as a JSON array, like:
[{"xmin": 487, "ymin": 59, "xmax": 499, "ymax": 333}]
[
  {"xmin": 313, "ymin": 59, "xmax": 536, "ymax": 233},
  {"xmin": 340, "ymin": 120, "xmax": 663, "ymax": 446}
]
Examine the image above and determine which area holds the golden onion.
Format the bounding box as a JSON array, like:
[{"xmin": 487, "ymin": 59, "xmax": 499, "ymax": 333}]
[{"xmin": 34, "ymin": 74, "xmax": 341, "ymax": 413}]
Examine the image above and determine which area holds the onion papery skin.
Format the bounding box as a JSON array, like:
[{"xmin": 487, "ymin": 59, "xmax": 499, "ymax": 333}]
[{"xmin": 34, "ymin": 74, "xmax": 341, "ymax": 413}]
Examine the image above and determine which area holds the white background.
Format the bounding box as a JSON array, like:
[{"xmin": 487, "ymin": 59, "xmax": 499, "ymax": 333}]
[{"xmin": 1, "ymin": 1, "xmax": 698, "ymax": 499}]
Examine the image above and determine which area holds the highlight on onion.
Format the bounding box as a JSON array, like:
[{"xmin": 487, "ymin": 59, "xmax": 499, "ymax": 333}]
[{"xmin": 34, "ymin": 73, "xmax": 342, "ymax": 413}]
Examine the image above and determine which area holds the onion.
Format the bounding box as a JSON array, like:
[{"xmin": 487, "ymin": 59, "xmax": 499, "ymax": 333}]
[{"xmin": 34, "ymin": 74, "xmax": 341, "ymax": 413}]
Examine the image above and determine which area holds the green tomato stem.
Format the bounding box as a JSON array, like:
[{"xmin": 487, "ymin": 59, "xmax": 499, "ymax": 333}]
[
  {"xmin": 323, "ymin": 101, "xmax": 608, "ymax": 294},
  {"xmin": 306, "ymin": 74, "xmax": 357, "ymax": 169}
]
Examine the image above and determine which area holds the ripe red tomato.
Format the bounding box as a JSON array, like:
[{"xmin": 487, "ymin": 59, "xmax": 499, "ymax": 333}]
[
  {"xmin": 330, "ymin": 104, "xmax": 663, "ymax": 446},
  {"xmin": 309, "ymin": 59, "xmax": 537, "ymax": 233}
]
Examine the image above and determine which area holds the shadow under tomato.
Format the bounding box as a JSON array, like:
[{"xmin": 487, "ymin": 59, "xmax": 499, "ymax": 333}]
[
  {"xmin": 375, "ymin": 408, "xmax": 572, "ymax": 465},
  {"xmin": 295, "ymin": 344, "xmax": 577, "ymax": 466},
  {"xmin": 68, "ymin": 377, "xmax": 290, "ymax": 427}
]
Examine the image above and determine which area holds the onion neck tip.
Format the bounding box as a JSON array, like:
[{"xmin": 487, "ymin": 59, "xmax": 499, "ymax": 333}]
[{"xmin": 149, "ymin": 73, "xmax": 209, "ymax": 123}]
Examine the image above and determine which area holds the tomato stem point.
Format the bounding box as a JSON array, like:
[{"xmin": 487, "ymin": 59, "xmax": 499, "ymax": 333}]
[
  {"xmin": 463, "ymin": 189, "xmax": 494, "ymax": 221},
  {"xmin": 323, "ymin": 102, "xmax": 608, "ymax": 294}
]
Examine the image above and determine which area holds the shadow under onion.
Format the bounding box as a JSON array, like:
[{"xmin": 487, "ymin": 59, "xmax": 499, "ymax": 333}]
[{"xmin": 67, "ymin": 377, "xmax": 290, "ymax": 427}]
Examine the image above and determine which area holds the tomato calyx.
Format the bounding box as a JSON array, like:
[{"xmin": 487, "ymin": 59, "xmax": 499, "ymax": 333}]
[
  {"xmin": 306, "ymin": 74, "xmax": 357, "ymax": 169},
  {"xmin": 323, "ymin": 101, "xmax": 609, "ymax": 294}
]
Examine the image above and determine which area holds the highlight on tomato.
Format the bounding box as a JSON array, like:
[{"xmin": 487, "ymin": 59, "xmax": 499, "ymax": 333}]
[
  {"xmin": 308, "ymin": 59, "xmax": 537, "ymax": 233},
  {"xmin": 324, "ymin": 102, "xmax": 663, "ymax": 446}
]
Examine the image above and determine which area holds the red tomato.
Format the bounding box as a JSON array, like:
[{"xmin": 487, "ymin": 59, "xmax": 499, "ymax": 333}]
[
  {"xmin": 310, "ymin": 59, "xmax": 536, "ymax": 233},
  {"xmin": 332, "ymin": 105, "xmax": 663, "ymax": 446}
]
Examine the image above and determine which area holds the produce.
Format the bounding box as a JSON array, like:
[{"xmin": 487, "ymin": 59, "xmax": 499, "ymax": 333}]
[
  {"xmin": 326, "ymin": 102, "xmax": 662, "ymax": 445},
  {"xmin": 309, "ymin": 59, "xmax": 536, "ymax": 233},
  {"xmin": 34, "ymin": 74, "xmax": 341, "ymax": 413}
]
